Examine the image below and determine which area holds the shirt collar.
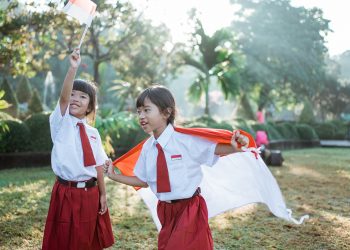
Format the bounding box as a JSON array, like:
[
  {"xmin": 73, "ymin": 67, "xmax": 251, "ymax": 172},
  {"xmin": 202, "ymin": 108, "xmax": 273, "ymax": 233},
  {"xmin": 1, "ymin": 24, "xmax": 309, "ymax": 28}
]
[
  {"xmin": 71, "ymin": 114, "xmax": 88, "ymax": 126},
  {"xmin": 152, "ymin": 123, "xmax": 174, "ymax": 149}
]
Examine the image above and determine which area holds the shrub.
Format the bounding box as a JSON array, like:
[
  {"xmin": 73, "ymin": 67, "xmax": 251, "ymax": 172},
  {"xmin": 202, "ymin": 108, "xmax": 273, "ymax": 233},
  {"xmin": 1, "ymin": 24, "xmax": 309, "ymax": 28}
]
[
  {"xmin": 329, "ymin": 120, "xmax": 347, "ymax": 139},
  {"xmin": 275, "ymin": 122, "xmax": 299, "ymax": 140},
  {"xmin": 295, "ymin": 124, "xmax": 319, "ymax": 140},
  {"xmin": 313, "ymin": 123, "xmax": 336, "ymax": 139},
  {"xmin": 28, "ymin": 89, "xmax": 43, "ymax": 114},
  {"xmin": 16, "ymin": 76, "xmax": 32, "ymax": 103},
  {"xmin": 251, "ymin": 123, "xmax": 283, "ymax": 140},
  {"xmin": 299, "ymin": 100, "xmax": 315, "ymax": 124},
  {"xmin": 232, "ymin": 118, "xmax": 256, "ymax": 137},
  {"xmin": 24, "ymin": 113, "xmax": 52, "ymax": 151},
  {"xmin": 183, "ymin": 116, "xmax": 233, "ymax": 131},
  {"xmin": 95, "ymin": 112, "xmax": 147, "ymax": 154},
  {"xmin": 0, "ymin": 120, "xmax": 30, "ymax": 153}
]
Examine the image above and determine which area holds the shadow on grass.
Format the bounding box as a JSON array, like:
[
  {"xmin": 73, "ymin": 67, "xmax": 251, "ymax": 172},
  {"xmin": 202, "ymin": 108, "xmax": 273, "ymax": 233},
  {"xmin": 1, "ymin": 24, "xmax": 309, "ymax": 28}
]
[
  {"xmin": 0, "ymin": 167, "xmax": 55, "ymax": 249},
  {"xmin": 1, "ymin": 148, "xmax": 349, "ymax": 249}
]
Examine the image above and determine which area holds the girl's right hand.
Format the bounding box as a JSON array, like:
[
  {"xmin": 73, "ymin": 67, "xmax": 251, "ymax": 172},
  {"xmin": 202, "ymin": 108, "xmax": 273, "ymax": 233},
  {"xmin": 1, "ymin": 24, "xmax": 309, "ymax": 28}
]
[
  {"xmin": 103, "ymin": 159, "xmax": 114, "ymax": 178},
  {"xmin": 70, "ymin": 48, "xmax": 81, "ymax": 69}
]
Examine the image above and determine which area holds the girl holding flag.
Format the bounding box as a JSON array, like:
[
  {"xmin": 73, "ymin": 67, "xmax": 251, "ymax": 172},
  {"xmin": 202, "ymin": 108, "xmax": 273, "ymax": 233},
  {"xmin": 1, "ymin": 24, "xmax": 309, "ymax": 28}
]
[
  {"xmin": 104, "ymin": 85, "xmax": 249, "ymax": 250},
  {"xmin": 42, "ymin": 49, "xmax": 114, "ymax": 250}
]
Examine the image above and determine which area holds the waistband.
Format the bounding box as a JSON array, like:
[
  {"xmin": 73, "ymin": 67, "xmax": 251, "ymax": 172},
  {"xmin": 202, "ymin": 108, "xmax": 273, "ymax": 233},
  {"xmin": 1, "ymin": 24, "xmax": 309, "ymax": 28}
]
[
  {"xmin": 163, "ymin": 187, "xmax": 201, "ymax": 204},
  {"xmin": 56, "ymin": 176, "xmax": 97, "ymax": 189}
]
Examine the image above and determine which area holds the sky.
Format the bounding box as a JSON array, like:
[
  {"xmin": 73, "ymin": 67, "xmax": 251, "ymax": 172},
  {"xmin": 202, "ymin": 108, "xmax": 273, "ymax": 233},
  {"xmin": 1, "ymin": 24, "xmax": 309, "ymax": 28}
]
[{"xmin": 135, "ymin": 0, "xmax": 350, "ymax": 56}]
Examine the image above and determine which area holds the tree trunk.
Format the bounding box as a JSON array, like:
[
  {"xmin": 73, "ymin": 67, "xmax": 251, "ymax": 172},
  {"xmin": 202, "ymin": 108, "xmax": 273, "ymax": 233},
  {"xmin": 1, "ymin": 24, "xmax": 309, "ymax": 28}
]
[
  {"xmin": 93, "ymin": 62, "xmax": 99, "ymax": 85},
  {"xmin": 204, "ymin": 76, "xmax": 210, "ymax": 116}
]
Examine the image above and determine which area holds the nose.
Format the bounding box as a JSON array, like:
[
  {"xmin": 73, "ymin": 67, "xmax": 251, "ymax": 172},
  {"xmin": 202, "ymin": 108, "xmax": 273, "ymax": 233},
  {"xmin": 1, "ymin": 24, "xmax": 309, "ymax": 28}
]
[{"xmin": 138, "ymin": 111, "xmax": 145, "ymax": 119}]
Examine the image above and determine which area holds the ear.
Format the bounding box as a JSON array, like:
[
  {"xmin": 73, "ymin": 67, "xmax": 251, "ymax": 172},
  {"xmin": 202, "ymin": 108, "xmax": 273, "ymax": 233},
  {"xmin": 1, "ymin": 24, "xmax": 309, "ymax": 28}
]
[{"xmin": 165, "ymin": 108, "xmax": 172, "ymax": 118}]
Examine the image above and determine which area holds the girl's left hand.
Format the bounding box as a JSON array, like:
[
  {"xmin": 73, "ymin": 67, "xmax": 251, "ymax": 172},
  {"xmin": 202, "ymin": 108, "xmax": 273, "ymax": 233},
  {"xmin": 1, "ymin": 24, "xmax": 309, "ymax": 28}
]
[
  {"xmin": 99, "ymin": 194, "xmax": 107, "ymax": 215},
  {"xmin": 231, "ymin": 130, "xmax": 249, "ymax": 150}
]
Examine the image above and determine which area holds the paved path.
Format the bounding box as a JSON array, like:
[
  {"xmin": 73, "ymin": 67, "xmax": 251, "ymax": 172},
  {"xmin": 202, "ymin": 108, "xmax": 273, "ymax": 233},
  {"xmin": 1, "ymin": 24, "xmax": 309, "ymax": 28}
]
[{"xmin": 320, "ymin": 140, "xmax": 350, "ymax": 148}]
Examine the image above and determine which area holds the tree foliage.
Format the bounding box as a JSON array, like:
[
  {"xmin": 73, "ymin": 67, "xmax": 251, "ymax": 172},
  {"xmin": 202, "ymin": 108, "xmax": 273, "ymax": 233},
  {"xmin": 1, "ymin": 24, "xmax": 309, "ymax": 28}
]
[
  {"xmin": 232, "ymin": 0, "xmax": 330, "ymax": 109},
  {"xmin": 0, "ymin": 78, "xmax": 18, "ymax": 117},
  {"xmin": 176, "ymin": 10, "xmax": 242, "ymax": 115}
]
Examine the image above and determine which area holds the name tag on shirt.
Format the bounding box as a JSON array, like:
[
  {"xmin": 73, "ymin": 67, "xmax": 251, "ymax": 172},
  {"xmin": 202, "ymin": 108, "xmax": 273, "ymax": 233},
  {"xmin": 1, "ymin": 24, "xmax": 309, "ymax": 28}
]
[
  {"xmin": 90, "ymin": 135, "xmax": 97, "ymax": 141},
  {"xmin": 171, "ymin": 154, "xmax": 182, "ymax": 161}
]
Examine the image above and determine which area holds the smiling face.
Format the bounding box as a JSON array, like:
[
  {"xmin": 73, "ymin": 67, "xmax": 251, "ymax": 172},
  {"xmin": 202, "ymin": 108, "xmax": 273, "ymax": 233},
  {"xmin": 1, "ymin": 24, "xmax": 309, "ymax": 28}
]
[
  {"xmin": 69, "ymin": 90, "xmax": 91, "ymax": 119},
  {"xmin": 137, "ymin": 97, "xmax": 169, "ymax": 139}
]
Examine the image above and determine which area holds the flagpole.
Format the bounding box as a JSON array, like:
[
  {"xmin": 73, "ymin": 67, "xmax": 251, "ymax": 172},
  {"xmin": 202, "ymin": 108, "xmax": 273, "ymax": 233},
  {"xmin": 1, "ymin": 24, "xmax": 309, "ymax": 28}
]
[{"xmin": 78, "ymin": 24, "xmax": 89, "ymax": 49}]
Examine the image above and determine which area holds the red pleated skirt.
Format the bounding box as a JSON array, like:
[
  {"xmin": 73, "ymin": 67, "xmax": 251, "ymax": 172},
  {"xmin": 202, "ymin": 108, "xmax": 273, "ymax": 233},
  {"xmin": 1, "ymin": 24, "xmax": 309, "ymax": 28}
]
[
  {"xmin": 42, "ymin": 181, "xmax": 114, "ymax": 250},
  {"xmin": 157, "ymin": 195, "xmax": 213, "ymax": 250}
]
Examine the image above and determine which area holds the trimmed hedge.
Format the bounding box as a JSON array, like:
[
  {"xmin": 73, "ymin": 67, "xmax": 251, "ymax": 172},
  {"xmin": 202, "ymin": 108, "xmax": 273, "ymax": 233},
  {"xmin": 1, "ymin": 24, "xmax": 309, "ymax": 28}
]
[
  {"xmin": 183, "ymin": 116, "xmax": 233, "ymax": 131},
  {"xmin": 0, "ymin": 120, "xmax": 30, "ymax": 153},
  {"xmin": 251, "ymin": 123, "xmax": 283, "ymax": 140},
  {"xmin": 295, "ymin": 124, "xmax": 319, "ymax": 140},
  {"xmin": 313, "ymin": 123, "xmax": 337, "ymax": 140},
  {"xmin": 24, "ymin": 113, "xmax": 52, "ymax": 151}
]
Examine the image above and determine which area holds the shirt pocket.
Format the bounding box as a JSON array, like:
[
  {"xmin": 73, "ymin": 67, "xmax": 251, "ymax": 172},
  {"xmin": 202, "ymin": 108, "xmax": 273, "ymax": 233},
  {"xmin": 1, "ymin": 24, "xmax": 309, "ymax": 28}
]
[{"xmin": 167, "ymin": 161, "xmax": 188, "ymax": 193}]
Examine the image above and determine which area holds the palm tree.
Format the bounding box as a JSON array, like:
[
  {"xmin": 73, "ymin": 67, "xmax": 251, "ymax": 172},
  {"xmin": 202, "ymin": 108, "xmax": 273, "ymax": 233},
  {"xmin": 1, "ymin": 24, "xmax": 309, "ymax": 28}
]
[{"xmin": 178, "ymin": 13, "xmax": 242, "ymax": 116}]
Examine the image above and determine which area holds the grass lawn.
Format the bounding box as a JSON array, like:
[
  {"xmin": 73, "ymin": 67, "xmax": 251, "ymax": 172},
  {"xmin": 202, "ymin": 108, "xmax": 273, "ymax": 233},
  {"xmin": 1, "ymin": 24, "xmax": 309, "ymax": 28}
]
[{"xmin": 0, "ymin": 148, "xmax": 349, "ymax": 249}]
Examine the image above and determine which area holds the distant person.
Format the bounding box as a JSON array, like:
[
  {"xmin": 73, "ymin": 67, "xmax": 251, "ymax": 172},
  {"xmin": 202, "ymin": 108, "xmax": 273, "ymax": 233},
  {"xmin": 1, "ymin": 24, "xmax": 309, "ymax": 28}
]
[
  {"xmin": 42, "ymin": 48, "xmax": 114, "ymax": 250},
  {"xmin": 256, "ymin": 105, "xmax": 265, "ymax": 124}
]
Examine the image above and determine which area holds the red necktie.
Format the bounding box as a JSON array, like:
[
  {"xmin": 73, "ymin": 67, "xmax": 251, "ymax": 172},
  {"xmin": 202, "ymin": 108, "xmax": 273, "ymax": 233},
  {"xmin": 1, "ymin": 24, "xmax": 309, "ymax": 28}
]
[
  {"xmin": 77, "ymin": 122, "xmax": 96, "ymax": 167},
  {"xmin": 156, "ymin": 143, "xmax": 171, "ymax": 193}
]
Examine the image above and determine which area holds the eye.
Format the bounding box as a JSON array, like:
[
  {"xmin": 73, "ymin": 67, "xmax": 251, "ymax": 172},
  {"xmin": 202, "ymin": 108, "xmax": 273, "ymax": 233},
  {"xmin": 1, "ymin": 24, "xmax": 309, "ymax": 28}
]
[
  {"xmin": 81, "ymin": 95, "xmax": 87, "ymax": 99},
  {"xmin": 136, "ymin": 110, "xmax": 141, "ymax": 115},
  {"xmin": 145, "ymin": 108, "xmax": 150, "ymax": 112}
]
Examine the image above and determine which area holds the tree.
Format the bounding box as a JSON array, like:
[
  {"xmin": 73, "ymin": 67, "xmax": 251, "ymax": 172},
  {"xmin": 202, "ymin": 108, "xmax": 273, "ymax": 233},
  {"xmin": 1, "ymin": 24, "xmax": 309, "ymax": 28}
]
[
  {"xmin": 109, "ymin": 19, "xmax": 174, "ymax": 111},
  {"xmin": 231, "ymin": 0, "xmax": 330, "ymax": 109},
  {"xmin": 28, "ymin": 88, "xmax": 43, "ymax": 114},
  {"xmin": 16, "ymin": 76, "xmax": 33, "ymax": 103},
  {"xmin": 299, "ymin": 99, "xmax": 315, "ymax": 124},
  {"xmin": 0, "ymin": 78, "xmax": 18, "ymax": 117},
  {"xmin": 176, "ymin": 11, "xmax": 242, "ymax": 116}
]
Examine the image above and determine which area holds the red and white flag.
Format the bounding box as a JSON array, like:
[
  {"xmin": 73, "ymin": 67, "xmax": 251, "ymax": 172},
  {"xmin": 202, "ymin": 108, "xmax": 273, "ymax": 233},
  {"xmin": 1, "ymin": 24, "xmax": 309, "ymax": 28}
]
[
  {"xmin": 113, "ymin": 128, "xmax": 309, "ymax": 231},
  {"xmin": 63, "ymin": 0, "xmax": 97, "ymax": 27}
]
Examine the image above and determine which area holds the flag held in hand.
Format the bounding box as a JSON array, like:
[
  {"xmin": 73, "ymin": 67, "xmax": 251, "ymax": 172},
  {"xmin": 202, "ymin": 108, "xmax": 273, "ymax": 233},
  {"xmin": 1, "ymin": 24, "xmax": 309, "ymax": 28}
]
[{"xmin": 63, "ymin": 0, "xmax": 97, "ymax": 27}]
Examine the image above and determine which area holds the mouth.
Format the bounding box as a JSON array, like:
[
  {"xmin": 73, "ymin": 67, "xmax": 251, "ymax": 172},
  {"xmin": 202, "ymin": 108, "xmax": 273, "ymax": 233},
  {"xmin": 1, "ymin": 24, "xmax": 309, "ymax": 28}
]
[
  {"xmin": 70, "ymin": 104, "xmax": 80, "ymax": 108},
  {"xmin": 140, "ymin": 121, "xmax": 148, "ymax": 127}
]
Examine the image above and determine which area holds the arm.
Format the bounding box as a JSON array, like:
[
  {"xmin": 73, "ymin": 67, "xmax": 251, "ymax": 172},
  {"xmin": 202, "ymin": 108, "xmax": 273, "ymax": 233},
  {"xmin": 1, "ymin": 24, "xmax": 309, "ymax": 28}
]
[
  {"xmin": 214, "ymin": 130, "xmax": 249, "ymax": 155},
  {"xmin": 96, "ymin": 166, "xmax": 107, "ymax": 215},
  {"xmin": 215, "ymin": 143, "xmax": 242, "ymax": 155},
  {"xmin": 104, "ymin": 160, "xmax": 148, "ymax": 188},
  {"xmin": 59, "ymin": 48, "xmax": 81, "ymax": 116}
]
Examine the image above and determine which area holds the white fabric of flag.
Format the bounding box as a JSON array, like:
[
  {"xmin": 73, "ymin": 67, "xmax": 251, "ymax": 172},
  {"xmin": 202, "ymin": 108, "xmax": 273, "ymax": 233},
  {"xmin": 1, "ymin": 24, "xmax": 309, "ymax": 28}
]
[
  {"xmin": 62, "ymin": 0, "xmax": 97, "ymax": 27},
  {"xmin": 137, "ymin": 152, "xmax": 309, "ymax": 231}
]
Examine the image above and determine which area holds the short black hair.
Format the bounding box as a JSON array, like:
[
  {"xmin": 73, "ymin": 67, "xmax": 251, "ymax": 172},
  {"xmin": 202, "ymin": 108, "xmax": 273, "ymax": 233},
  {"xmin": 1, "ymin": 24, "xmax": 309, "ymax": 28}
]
[
  {"xmin": 136, "ymin": 85, "xmax": 176, "ymax": 124},
  {"xmin": 72, "ymin": 79, "xmax": 97, "ymax": 117}
]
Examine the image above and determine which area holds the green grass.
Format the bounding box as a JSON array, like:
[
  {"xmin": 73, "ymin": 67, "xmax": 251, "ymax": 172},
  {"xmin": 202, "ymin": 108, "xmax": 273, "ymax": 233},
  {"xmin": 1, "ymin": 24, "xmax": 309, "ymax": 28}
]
[{"xmin": 0, "ymin": 148, "xmax": 349, "ymax": 249}]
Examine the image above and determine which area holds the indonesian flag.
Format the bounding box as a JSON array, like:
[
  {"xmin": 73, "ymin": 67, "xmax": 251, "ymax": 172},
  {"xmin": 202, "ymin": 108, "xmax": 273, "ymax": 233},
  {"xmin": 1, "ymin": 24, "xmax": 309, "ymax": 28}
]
[
  {"xmin": 113, "ymin": 128, "xmax": 309, "ymax": 231},
  {"xmin": 62, "ymin": 0, "xmax": 97, "ymax": 27}
]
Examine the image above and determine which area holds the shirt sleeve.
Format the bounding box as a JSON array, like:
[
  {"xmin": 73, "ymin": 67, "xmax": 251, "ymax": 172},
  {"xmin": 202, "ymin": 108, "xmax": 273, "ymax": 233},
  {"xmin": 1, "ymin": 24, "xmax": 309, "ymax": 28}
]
[
  {"xmin": 189, "ymin": 136, "xmax": 219, "ymax": 167},
  {"xmin": 49, "ymin": 102, "xmax": 69, "ymax": 142},
  {"xmin": 94, "ymin": 131, "xmax": 108, "ymax": 167},
  {"xmin": 133, "ymin": 148, "xmax": 147, "ymax": 182}
]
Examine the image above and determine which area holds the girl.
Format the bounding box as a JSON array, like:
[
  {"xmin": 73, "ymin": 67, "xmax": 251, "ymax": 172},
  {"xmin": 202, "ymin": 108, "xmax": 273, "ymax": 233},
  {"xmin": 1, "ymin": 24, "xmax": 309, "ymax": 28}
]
[
  {"xmin": 105, "ymin": 85, "xmax": 248, "ymax": 250},
  {"xmin": 42, "ymin": 48, "xmax": 114, "ymax": 250}
]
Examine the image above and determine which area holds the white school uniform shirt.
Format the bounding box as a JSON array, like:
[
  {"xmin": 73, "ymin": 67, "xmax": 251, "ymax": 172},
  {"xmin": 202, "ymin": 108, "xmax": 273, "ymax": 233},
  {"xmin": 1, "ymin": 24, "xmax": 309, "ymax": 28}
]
[
  {"xmin": 133, "ymin": 124, "xmax": 219, "ymax": 201},
  {"xmin": 50, "ymin": 103, "xmax": 108, "ymax": 181}
]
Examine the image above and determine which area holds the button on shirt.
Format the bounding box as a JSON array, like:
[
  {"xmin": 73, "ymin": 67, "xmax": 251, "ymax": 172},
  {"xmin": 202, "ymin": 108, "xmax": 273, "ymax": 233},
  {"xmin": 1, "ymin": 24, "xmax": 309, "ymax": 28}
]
[
  {"xmin": 133, "ymin": 124, "xmax": 219, "ymax": 201},
  {"xmin": 50, "ymin": 103, "xmax": 107, "ymax": 181}
]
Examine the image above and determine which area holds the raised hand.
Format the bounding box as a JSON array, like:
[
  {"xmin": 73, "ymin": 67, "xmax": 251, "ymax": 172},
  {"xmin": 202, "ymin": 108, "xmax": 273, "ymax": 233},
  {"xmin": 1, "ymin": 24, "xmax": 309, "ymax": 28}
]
[{"xmin": 69, "ymin": 48, "xmax": 81, "ymax": 69}]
